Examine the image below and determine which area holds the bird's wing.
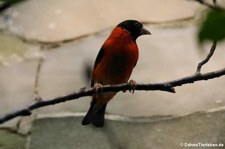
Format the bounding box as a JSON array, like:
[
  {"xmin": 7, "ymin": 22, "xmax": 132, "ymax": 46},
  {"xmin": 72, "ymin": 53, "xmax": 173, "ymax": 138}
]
[
  {"xmin": 91, "ymin": 48, "xmax": 105, "ymax": 87},
  {"xmin": 94, "ymin": 48, "xmax": 105, "ymax": 69}
]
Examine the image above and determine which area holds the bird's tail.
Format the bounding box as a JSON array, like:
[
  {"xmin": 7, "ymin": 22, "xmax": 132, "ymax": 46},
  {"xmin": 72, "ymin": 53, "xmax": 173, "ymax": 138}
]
[{"xmin": 82, "ymin": 101, "xmax": 107, "ymax": 127}]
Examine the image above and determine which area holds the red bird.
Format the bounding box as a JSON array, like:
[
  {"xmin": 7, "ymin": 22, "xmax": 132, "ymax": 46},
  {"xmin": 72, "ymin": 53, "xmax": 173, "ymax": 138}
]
[{"xmin": 82, "ymin": 20, "xmax": 151, "ymax": 127}]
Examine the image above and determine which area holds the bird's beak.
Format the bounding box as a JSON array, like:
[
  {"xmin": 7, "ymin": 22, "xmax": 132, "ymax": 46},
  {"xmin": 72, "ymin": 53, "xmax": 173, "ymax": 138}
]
[{"xmin": 140, "ymin": 27, "xmax": 151, "ymax": 35}]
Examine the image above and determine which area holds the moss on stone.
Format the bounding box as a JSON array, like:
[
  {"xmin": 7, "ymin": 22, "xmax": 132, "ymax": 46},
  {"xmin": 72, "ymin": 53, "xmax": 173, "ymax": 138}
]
[{"xmin": 0, "ymin": 129, "xmax": 26, "ymax": 149}]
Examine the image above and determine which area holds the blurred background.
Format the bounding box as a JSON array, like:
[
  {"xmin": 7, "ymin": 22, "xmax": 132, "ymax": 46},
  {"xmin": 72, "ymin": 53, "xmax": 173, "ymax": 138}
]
[{"xmin": 0, "ymin": 0, "xmax": 225, "ymax": 148}]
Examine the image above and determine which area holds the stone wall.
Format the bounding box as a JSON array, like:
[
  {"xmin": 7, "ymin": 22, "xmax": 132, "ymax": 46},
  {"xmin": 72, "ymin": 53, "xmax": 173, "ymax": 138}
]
[{"xmin": 0, "ymin": 0, "xmax": 225, "ymax": 148}]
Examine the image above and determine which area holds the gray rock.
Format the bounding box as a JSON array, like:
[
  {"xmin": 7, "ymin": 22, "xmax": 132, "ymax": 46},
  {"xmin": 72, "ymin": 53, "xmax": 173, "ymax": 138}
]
[
  {"xmin": 0, "ymin": 0, "xmax": 199, "ymax": 42},
  {"xmin": 0, "ymin": 61, "xmax": 38, "ymax": 128},
  {"xmin": 0, "ymin": 33, "xmax": 26, "ymax": 65},
  {"xmin": 0, "ymin": 129, "xmax": 26, "ymax": 149},
  {"xmin": 29, "ymin": 109, "xmax": 225, "ymax": 149}
]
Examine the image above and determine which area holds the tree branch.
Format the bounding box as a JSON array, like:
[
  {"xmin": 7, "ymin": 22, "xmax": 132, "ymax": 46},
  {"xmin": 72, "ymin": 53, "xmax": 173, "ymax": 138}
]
[
  {"xmin": 196, "ymin": 41, "xmax": 217, "ymax": 73},
  {"xmin": 0, "ymin": 66, "xmax": 225, "ymax": 124},
  {"xmin": 0, "ymin": 83, "xmax": 175, "ymax": 124}
]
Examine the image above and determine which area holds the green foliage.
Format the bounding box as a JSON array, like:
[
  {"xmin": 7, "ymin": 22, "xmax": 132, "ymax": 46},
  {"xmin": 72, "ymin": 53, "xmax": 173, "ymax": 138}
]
[
  {"xmin": 198, "ymin": 10, "xmax": 225, "ymax": 43},
  {"xmin": 0, "ymin": 0, "xmax": 26, "ymax": 12},
  {"xmin": 0, "ymin": 0, "xmax": 22, "ymax": 2}
]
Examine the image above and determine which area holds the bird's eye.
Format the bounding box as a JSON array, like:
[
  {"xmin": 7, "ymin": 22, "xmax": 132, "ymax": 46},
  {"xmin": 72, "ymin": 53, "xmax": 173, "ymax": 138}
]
[{"xmin": 134, "ymin": 22, "xmax": 141, "ymax": 28}]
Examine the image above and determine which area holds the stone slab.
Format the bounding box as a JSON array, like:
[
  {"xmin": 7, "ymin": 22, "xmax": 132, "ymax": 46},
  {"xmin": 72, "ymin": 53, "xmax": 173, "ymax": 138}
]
[
  {"xmin": 29, "ymin": 109, "xmax": 225, "ymax": 149},
  {"xmin": 0, "ymin": 129, "xmax": 26, "ymax": 149},
  {"xmin": 0, "ymin": 33, "xmax": 26, "ymax": 65},
  {"xmin": 0, "ymin": 0, "xmax": 199, "ymax": 42},
  {"xmin": 0, "ymin": 61, "xmax": 38, "ymax": 128}
]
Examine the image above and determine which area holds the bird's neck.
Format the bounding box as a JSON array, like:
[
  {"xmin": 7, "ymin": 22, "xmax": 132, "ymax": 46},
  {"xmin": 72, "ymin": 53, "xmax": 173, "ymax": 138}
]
[{"xmin": 109, "ymin": 27, "xmax": 136, "ymax": 42}]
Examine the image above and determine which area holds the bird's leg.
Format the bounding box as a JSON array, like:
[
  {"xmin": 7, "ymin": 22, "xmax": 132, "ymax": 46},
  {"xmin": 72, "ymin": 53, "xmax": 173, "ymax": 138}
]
[
  {"xmin": 93, "ymin": 82, "xmax": 103, "ymax": 93},
  {"xmin": 128, "ymin": 79, "xmax": 137, "ymax": 94}
]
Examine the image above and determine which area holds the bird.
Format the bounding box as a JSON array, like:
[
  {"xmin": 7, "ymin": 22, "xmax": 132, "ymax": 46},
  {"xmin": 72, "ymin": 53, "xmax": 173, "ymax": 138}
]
[{"xmin": 82, "ymin": 20, "xmax": 151, "ymax": 127}]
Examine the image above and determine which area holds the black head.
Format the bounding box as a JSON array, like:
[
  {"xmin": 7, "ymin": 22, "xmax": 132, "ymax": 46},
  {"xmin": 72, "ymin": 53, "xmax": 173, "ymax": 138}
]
[{"xmin": 117, "ymin": 20, "xmax": 151, "ymax": 40}]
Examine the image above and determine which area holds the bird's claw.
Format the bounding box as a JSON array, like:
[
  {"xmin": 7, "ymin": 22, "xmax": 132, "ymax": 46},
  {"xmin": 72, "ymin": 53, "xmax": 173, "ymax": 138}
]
[
  {"xmin": 94, "ymin": 82, "xmax": 103, "ymax": 93},
  {"xmin": 128, "ymin": 79, "xmax": 137, "ymax": 94}
]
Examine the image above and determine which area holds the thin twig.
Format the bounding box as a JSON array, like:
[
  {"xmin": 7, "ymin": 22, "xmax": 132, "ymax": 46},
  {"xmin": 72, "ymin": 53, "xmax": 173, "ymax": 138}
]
[
  {"xmin": 33, "ymin": 57, "xmax": 44, "ymax": 97},
  {"xmin": 196, "ymin": 41, "xmax": 217, "ymax": 73},
  {"xmin": 189, "ymin": 0, "xmax": 224, "ymax": 11},
  {"xmin": 213, "ymin": 0, "xmax": 217, "ymax": 6}
]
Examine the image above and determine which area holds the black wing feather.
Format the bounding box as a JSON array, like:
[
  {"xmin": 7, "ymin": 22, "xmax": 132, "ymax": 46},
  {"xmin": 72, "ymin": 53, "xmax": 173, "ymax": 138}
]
[
  {"xmin": 91, "ymin": 48, "xmax": 105, "ymax": 87},
  {"xmin": 94, "ymin": 48, "xmax": 105, "ymax": 69}
]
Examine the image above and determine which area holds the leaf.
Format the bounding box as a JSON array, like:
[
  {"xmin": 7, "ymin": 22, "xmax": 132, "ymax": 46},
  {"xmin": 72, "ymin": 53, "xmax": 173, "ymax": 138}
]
[{"xmin": 198, "ymin": 10, "xmax": 225, "ymax": 43}]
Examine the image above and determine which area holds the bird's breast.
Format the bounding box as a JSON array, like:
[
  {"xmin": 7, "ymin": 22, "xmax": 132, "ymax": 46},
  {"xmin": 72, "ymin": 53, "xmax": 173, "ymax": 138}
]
[
  {"xmin": 95, "ymin": 43, "xmax": 138, "ymax": 85},
  {"xmin": 92, "ymin": 27, "xmax": 139, "ymax": 85},
  {"xmin": 107, "ymin": 51, "xmax": 134, "ymax": 75}
]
